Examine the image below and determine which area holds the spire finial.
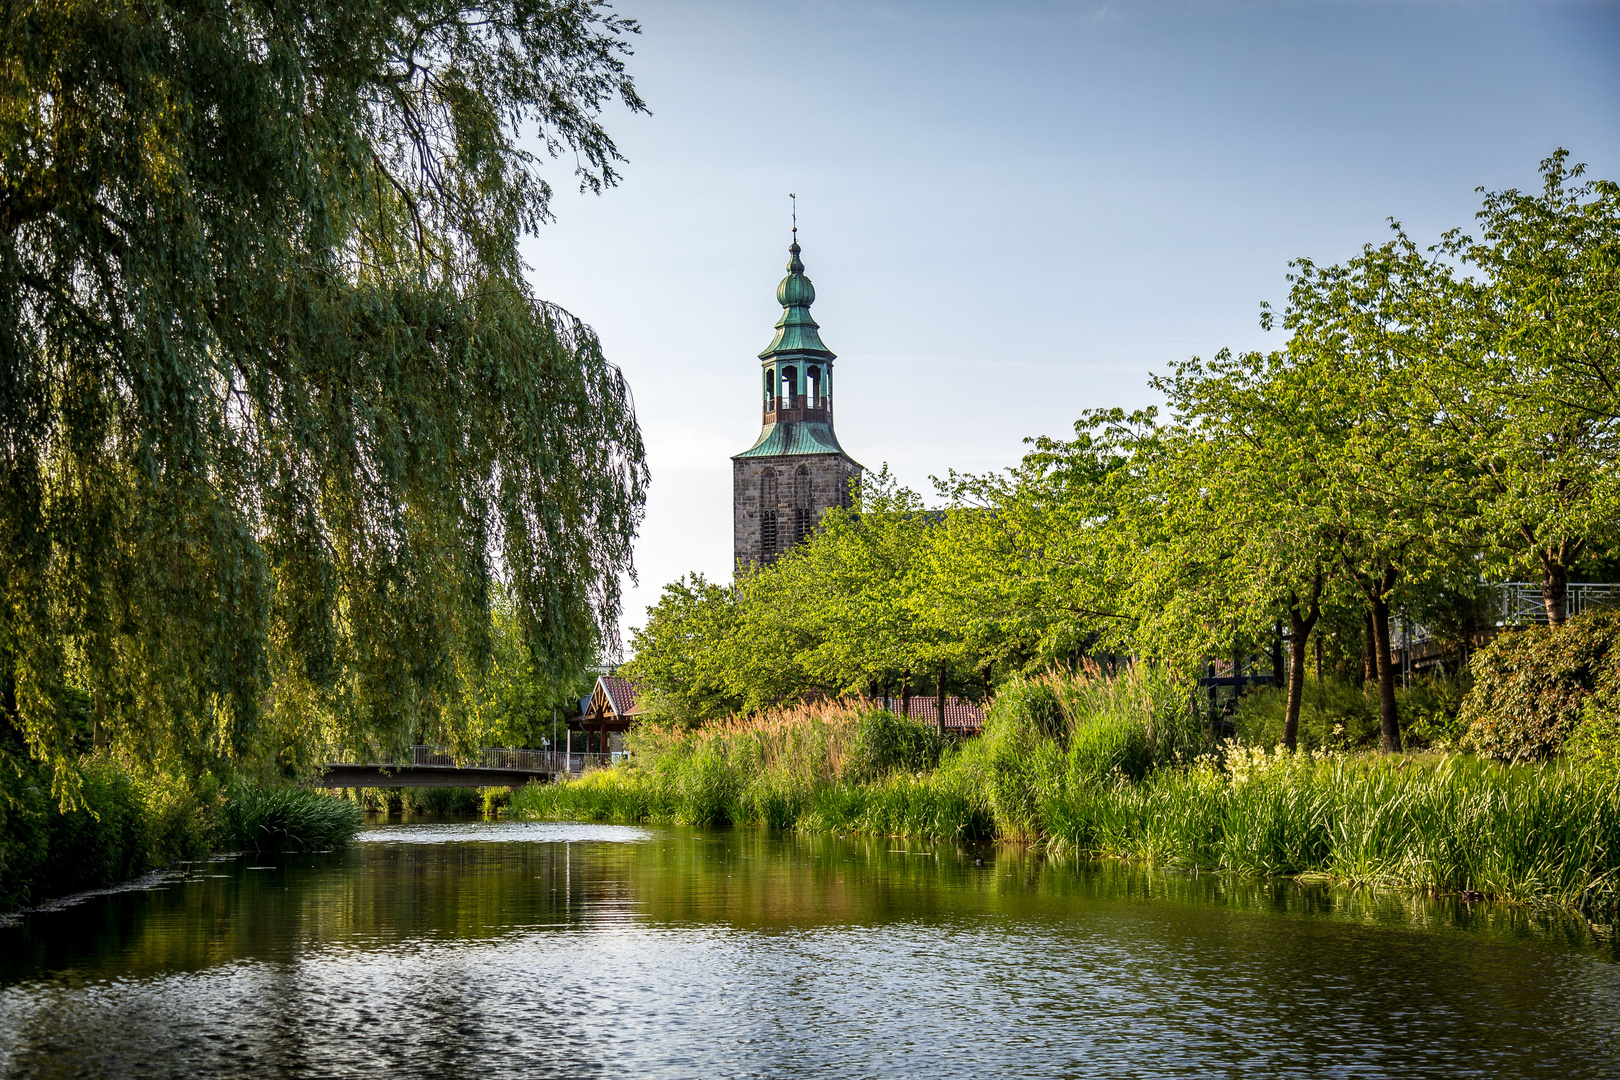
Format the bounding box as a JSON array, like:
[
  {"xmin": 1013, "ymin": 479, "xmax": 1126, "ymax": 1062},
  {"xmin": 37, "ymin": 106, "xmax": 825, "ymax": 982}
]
[{"xmin": 786, "ymin": 192, "xmax": 803, "ymax": 272}]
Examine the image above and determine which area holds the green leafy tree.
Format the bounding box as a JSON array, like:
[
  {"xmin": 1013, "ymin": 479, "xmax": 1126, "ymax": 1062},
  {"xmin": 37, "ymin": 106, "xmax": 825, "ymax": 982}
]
[
  {"xmin": 1274, "ymin": 233, "xmax": 1474, "ymax": 752},
  {"xmin": 1437, "ymin": 151, "xmax": 1620, "ymax": 624},
  {"xmin": 622, "ymin": 574, "xmax": 743, "ymax": 725},
  {"xmin": 792, "ymin": 468, "xmax": 939, "ymax": 700},
  {"xmin": 0, "ymin": 0, "xmax": 649, "ymax": 794},
  {"xmin": 928, "ymin": 410, "xmax": 1143, "ymax": 675},
  {"xmin": 461, "ymin": 586, "xmax": 597, "ymax": 751},
  {"xmin": 1145, "ymin": 351, "xmax": 1352, "ymax": 748}
]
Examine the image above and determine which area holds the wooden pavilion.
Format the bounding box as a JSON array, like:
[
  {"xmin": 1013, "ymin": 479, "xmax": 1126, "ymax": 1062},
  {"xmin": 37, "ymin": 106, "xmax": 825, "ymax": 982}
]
[{"xmin": 570, "ymin": 675, "xmax": 643, "ymax": 755}]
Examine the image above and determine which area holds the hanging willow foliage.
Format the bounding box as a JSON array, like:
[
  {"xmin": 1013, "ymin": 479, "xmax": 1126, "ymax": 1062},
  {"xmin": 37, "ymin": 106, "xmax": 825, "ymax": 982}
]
[{"xmin": 0, "ymin": 0, "xmax": 649, "ymax": 787}]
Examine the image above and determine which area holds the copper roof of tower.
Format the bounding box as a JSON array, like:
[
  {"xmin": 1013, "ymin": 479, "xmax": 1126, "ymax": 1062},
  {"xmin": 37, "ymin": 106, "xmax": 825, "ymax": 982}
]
[
  {"xmin": 758, "ymin": 239, "xmax": 835, "ymax": 363},
  {"xmin": 735, "ymin": 420, "xmax": 855, "ymax": 460}
]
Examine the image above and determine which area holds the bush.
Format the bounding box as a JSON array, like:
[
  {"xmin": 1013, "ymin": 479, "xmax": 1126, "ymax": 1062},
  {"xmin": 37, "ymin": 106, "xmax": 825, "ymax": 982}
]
[
  {"xmin": 842, "ymin": 709, "xmax": 944, "ymax": 782},
  {"xmin": 1564, "ymin": 698, "xmax": 1620, "ymax": 766},
  {"xmin": 1055, "ymin": 663, "xmax": 1203, "ymax": 779},
  {"xmin": 1461, "ymin": 610, "xmax": 1620, "ymax": 762},
  {"xmin": 990, "ymin": 677, "xmax": 1066, "ymax": 742},
  {"xmin": 45, "ymin": 758, "xmax": 153, "ymax": 892},
  {"xmin": 1, "ymin": 753, "xmax": 363, "ymax": 909},
  {"xmin": 220, "ymin": 780, "xmax": 361, "ymax": 852},
  {"xmin": 1, "ymin": 754, "xmax": 222, "ymax": 910}
]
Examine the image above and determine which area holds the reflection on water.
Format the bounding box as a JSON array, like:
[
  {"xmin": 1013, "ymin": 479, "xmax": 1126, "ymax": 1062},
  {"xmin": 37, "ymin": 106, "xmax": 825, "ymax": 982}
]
[
  {"xmin": 2, "ymin": 822, "xmax": 1618, "ymax": 1079},
  {"xmin": 353, "ymin": 820, "xmax": 652, "ymax": 845}
]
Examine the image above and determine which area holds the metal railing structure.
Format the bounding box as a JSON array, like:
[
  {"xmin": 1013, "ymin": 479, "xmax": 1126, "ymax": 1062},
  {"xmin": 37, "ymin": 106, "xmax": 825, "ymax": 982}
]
[
  {"xmin": 1388, "ymin": 583, "xmax": 1620, "ymax": 654},
  {"xmin": 1494, "ymin": 582, "xmax": 1620, "ymax": 626},
  {"xmin": 1196, "ymin": 582, "xmax": 1620, "ymax": 712},
  {"xmin": 335, "ymin": 745, "xmax": 613, "ymax": 775}
]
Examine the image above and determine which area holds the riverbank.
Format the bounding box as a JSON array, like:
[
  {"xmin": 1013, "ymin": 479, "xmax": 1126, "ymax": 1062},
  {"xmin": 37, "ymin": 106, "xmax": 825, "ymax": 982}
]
[
  {"xmin": 0, "ymin": 755, "xmax": 361, "ymax": 911},
  {"xmin": 509, "ymin": 688, "xmax": 1620, "ymax": 911}
]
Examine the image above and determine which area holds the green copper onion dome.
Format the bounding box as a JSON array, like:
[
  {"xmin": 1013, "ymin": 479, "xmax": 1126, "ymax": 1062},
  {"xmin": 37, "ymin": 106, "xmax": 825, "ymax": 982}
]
[
  {"xmin": 759, "ymin": 238, "xmax": 835, "ymax": 361},
  {"xmin": 776, "ymin": 242, "xmax": 815, "ymax": 306}
]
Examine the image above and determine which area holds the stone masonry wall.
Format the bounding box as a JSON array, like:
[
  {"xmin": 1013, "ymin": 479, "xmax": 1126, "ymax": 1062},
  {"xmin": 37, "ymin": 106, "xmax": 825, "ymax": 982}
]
[{"xmin": 733, "ymin": 454, "xmax": 861, "ymax": 570}]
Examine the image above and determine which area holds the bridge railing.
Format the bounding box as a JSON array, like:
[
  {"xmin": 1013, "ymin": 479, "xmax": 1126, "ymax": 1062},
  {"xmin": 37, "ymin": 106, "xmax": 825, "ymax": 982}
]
[{"xmin": 334, "ymin": 745, "xmax": 614, "ymax": 774}]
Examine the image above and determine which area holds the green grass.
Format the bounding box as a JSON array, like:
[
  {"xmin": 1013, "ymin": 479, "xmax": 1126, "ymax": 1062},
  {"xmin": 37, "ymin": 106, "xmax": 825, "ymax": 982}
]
[{"xmin": 510, "ymin": 667, "xmax": 1620, "ymax": 912}]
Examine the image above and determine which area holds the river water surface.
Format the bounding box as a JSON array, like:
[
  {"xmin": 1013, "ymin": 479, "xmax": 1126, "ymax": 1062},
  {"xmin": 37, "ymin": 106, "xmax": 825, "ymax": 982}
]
[{"xmin": 2, "ymin": 819, "xmax": 1619, "ymax": 1079}]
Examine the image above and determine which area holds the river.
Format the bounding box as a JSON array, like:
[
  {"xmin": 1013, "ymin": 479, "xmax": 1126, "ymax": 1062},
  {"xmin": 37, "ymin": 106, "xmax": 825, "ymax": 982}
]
[{"xmin": 2, "ymin": 819, "xmax": 1618, "ymax": 1078}]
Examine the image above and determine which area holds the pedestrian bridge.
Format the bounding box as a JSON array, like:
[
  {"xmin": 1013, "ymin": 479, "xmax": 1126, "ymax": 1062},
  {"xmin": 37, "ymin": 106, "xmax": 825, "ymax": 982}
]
[{"xmin": 319, "ymin": 745, "xmax": 611, "ymax": 789}]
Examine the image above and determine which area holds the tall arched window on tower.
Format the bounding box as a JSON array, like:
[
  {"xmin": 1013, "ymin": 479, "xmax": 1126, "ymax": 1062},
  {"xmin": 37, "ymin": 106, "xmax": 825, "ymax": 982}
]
[
  {"xmin": 806, "ymin": 366, "xmax": 821, "ymax": 409},
  {"xmin": 794, "ymin": 465, "xmax": 812, "ymax": 545},
  {"xmin": 763, "ymin": 368, "xmax": 775, "ymax": 415},
  {"xmin": 782, "ymin": 366, "xmax": 798, "ymax": 409},
  {"xmin": 759, "ymin": 468, "xmax": 779, "ymax": 561}
]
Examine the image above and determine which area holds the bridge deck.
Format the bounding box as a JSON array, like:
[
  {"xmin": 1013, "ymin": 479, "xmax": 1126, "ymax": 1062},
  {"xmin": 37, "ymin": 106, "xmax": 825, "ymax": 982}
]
[{"xmin": 319, "ymin": 747, "xmax": 612, "ymax": 789}]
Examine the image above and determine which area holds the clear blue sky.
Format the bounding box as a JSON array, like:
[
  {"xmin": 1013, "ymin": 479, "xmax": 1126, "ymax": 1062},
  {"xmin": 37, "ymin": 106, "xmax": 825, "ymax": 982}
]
[{"xmin": 517, "ymin": 0, "xmax": 1620, "ymax": 653}]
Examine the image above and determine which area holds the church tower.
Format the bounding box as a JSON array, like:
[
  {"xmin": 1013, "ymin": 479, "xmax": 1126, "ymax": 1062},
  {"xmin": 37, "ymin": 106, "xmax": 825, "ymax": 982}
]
[{"xmin": 732, "ymin": 232, "xmax": 863, "ymax": 568}]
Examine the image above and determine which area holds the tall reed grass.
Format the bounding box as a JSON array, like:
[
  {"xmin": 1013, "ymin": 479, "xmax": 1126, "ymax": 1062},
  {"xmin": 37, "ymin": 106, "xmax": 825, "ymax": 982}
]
[
  {"xmin": 513, "ymin": 664, "xmax": 1620, "ymax": 910},
  {"xmin": 510, "ymin": 699, "xmax": 988, "ymax": 839},
  {"xmin": 1040, "ymin": 747, "xmax": 1620, "ymax": 909},
  {"xmin": 221, "ymin": 780, "xmax": 362, "ymax": 852}
]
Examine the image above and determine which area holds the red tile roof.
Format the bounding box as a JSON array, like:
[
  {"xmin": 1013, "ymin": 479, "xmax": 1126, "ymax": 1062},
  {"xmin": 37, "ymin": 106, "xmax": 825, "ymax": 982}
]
[
  {"xmin": 881, "ymin": 695, "xmax": 985, "ymax": 730},
  {"xmin": 598, "ymin": 675, "xmax": 641, "ymax": 718}
]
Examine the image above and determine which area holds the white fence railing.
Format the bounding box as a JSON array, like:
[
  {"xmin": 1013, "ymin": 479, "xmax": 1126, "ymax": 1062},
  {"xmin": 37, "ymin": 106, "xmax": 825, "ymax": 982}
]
[
  {"xmin": 1495, "ymin": 582, "xmax": 1620, "ymax": 625},
  {"xmin": 331, "ymin": 745, "xmax": 614, "ymax": 774}
]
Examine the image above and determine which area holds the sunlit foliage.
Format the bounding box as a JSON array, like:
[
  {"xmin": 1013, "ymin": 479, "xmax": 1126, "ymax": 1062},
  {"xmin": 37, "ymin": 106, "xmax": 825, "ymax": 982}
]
[{"xmin": 0, "ymin": 0, "xmax": 649, "ymax": 794}]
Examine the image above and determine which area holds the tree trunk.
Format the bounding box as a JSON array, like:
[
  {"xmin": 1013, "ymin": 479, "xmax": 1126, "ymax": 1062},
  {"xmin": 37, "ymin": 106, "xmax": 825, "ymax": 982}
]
[
  {"xmin": 1370, "ymin": 588, "xmax": 1401, "ymax": 753},
  {"xmin": 1282, "ymin": 579, "xmax": 1323, "ymax": 752},
  {"xmin": 901, "ymin": 672, "xmax": 911, "ymax": 721},
  {"xmin": 1360, "ymin": 609, "xmax": 1376, "ymax": 687},
  {"xmin": 1271, "ymin": 621, "xmax": 1285, "ymax": 692},
  {"xmin": 936, "ymin": 662, "xmax": 947, "ymax": 736},
  {"xmin": 1542, "ymin": 560, "xmax": 1569, "ymax": 627}
]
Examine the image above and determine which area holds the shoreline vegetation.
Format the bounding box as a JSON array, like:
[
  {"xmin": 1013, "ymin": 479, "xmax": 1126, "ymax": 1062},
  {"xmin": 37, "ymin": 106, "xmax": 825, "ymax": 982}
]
[
  {"xmin": 510, "ymin": 666, "xmax": 1620, "ymax": 914},
  {"xmin": 0, "ymin": 761, "xmax": 360, "ymax": 912}
]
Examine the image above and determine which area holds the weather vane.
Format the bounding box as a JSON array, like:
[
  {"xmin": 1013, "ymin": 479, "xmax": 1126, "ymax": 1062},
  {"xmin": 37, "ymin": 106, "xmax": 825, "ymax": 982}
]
[{"xmin": 790, "ymin": 192, "xmax": 797, "ymax": 237}]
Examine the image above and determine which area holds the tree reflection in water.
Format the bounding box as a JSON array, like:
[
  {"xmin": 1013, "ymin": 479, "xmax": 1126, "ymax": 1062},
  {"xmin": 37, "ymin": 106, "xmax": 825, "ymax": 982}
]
[{"xmin": 2, "ymin": 822, "xmax": 1618, "ymax": 1079}]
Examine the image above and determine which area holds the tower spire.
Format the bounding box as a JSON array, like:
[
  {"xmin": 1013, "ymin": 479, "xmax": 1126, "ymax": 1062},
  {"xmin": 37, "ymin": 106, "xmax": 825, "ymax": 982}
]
[
  {"xmin": 731, "ymin": 221, "xmax": 863, "ymax": 569},
  {"xmin": 787, "ymin": 193, "xmax": 803, "ymax": 273}
]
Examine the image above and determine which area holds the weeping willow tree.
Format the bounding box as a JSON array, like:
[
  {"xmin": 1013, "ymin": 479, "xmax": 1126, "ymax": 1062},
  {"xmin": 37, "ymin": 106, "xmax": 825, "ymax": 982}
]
[{"xmin": 0, "ymin": 0, "xmax": 649, "ymax": 791}]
